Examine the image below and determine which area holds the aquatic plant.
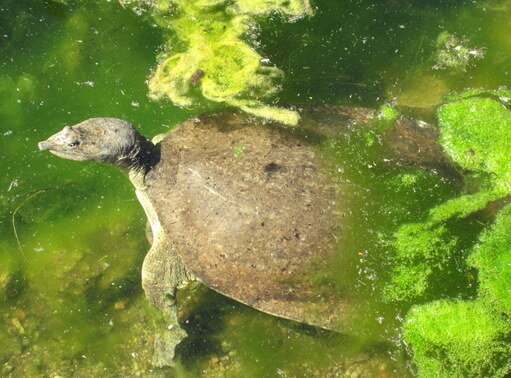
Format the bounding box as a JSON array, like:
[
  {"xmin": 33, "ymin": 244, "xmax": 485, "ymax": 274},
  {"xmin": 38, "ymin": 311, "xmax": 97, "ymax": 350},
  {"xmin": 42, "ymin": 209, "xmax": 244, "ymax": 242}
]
[
  {"xmin": 386, "ymin": 89, "xmax": 511, "ymax": 301},
  {"xmin": 124, "ymin": 0, "xmax": 312, "ymax": 125},
  {"xmin": 388, "ymin": 89, "xmax": 511, "ymax": 376},
  {"xmin": 385, "ymin": 222, "xmax": 459, "ymax": 301},
  {"xmin": 404, "ymin": 299, "xmax": 511, "ymax": 377},
  {"xmin": 469, "ymin": 203, "xmax": 511, "ymax": 314},
  {"xmin": 372, "ymin": 104, "xmax": 399, "ymax": 131},
  {"xmin": 404, "ymin": 206, "xmax": 511, "ymax": 376}
]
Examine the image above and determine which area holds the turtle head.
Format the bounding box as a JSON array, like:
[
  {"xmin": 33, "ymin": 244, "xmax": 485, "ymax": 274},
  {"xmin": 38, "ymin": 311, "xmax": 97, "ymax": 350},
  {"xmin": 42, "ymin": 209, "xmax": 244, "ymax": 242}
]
[{"xmin": 39, "ymin": 118, "xmax": 158, "ymax": 171}]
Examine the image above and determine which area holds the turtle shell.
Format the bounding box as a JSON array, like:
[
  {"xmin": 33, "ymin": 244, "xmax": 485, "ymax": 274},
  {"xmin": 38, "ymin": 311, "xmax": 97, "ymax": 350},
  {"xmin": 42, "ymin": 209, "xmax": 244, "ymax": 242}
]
[
  {"xmin": 144, "ymin": 105, "xmax": 451, "ymax": 330},
  {"xmin": 142, "ymin": 107, "xmax": 382, "ymax": 331}
]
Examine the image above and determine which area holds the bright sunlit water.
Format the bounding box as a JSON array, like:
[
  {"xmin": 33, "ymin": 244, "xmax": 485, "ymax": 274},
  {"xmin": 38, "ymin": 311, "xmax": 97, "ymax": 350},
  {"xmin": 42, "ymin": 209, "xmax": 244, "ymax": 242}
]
[{"xmin": 1, "ymin": 0, "xmax": 510, "ymax": 376}]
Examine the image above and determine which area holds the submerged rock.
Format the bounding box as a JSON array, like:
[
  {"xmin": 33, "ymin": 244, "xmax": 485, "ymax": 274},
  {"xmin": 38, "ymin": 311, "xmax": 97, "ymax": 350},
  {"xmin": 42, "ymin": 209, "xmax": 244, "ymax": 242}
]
[{"xmin": 0, "ymin": 263, "xmax": 24, "ymax": 301}]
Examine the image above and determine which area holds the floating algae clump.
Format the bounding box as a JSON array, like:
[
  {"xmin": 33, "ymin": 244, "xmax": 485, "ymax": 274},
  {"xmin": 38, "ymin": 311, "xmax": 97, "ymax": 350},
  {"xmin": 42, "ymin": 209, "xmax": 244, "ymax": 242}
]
[
  {"xmin": 385, "ymin": 90, "xmax": 511, "ymax": 301},
  {"xmin": 433, "ymin": 31, "xmax": 485, "ymax": 72},
  {"xmin": 125, "ymin": 0, "xmax": 312, "ymax": 125},
  {"xmin": 404, "ymin": 300, "xmax": 511, "ymax": 377}
]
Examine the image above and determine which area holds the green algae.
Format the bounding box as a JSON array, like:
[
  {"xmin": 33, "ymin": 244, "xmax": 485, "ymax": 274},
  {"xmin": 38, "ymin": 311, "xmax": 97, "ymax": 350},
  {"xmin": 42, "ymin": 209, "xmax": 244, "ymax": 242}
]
[
  {"xmin": 372, "ymin": 105, "xmax": 399, "ymax": 132},
  {"xmin": 469, "ymin": 203, "xmax": 511, "ymax": 314},
  {"xmin": 389, "ymin": 90, "xmax": 511, "ymax": 376},
  {"xmin": 386, "ymin": 90, "xmax": 511, "ymax": 302},
  {"xmin": 1, "ymin": 198, "xmax": 162, "ymax": 375},
  {"xmin": 404, "ymin": 300, "xmax": 511, "ymax": 377},
  {"xmin": 433, "ymin": 32, "xmax": 485, "ymax": 72},
  {"xmin": 384, "ymin": 222, "xmax": 459, "ymax": 301},
  {"xmin": 0, "ymin": 251, "xmax": 24, "ymax": 301},
  {"xmin": 377, "ymin": 105, "xmax": 398, "ymax": 121},
  {"xmin": 125, "ymin": 0, "xmax": 311, "ymax": 125},
  {"xmin": 4, "ymin": 0, "xmax": 511, "ymax": 376},
  {"xmin": 233, "ymin": 142, "xmax": 245, "ymax": 158},
  {"xmin": 438, "ymin": 96, "xmax": 511, "ymax": 183}
]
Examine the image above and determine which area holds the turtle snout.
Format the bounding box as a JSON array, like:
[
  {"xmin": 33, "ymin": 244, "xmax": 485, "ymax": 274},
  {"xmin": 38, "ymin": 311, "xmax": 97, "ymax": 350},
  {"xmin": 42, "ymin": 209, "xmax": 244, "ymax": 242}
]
[{"xmin": 38, "ymin": 140, "xmax": 52, "ymax": 151}]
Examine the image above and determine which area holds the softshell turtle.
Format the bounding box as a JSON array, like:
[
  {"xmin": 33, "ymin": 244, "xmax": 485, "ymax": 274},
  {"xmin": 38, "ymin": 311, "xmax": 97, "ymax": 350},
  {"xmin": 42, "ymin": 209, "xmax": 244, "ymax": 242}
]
[{"xmin": 38, "ymin": 106, "xmax": 448, "ymax": 361}]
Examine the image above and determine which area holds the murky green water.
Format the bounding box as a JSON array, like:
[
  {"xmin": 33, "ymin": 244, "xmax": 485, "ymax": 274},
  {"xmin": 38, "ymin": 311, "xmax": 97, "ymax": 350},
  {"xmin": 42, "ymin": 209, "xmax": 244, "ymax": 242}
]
[{"xmin": 1, "ymin": 0, "xmax": 510, "ymax": 376}]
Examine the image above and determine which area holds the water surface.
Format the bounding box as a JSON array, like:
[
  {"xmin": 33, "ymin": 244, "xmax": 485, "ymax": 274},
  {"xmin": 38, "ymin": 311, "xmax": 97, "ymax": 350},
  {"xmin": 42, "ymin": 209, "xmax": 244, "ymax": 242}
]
[{"xmin": 1, "ymin": 0, "xmax": 510, "ymax": 376}]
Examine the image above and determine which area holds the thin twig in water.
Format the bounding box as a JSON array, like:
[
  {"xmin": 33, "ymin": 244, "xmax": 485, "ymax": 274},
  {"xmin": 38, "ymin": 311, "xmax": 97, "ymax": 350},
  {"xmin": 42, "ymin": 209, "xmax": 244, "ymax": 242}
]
[
  {"xmin": 326, "ymin": 353, "xmax": 340, "ymax": 367},
  {"xmin": 12, "ymin": 182, "xmax": 75, "ymax": 260},
  {"xmin": 79, "ymin": 163, "xmax": 96, "ymax": 173},
  {"xmin": 474, "ymin": 219, "xmax": 488, "ymax": 227},
  {"xmin": 412, "ymin": 33, "xmax": 426, "ymax": 67}
]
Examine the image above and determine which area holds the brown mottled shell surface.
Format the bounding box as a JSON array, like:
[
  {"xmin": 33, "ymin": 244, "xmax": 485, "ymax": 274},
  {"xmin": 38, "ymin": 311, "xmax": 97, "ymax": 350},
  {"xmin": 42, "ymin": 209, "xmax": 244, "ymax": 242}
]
[
  {"xmin": 143, "ymin": 106, "xmax": 446, "ymax": 331},
  {"xmin": 143, "ymin": 107, "xmax": 371, "ymax": 331}
]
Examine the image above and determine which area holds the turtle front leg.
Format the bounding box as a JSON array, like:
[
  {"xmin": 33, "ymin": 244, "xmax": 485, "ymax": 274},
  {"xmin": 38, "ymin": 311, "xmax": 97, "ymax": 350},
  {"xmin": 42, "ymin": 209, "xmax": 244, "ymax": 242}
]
[
  {"xmin": 151, "ymin": 304, "xmax": 188, "ymax": 367},
  {"xmin": 142, "ymin": 232, "xmax": 195, "ymax": 366},
  {"xmin": 135, "ymin": 188, "xmax": 195, "ymax": 365}
]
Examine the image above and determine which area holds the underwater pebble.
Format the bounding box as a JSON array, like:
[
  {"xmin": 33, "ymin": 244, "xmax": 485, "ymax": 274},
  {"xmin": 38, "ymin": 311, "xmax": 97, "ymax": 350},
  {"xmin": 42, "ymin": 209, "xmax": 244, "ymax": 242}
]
[
  {"xmin": 14, "ymin": 309, "xmax": 26, "ymax": 321},
  {"xmin": 354, "ymin": 353, "xmax": 369, "ymax": 362},
  {"xmin": 2, "ymin": 364, "xmax": 13, "ymax": 374},
  {"xmin": 11, "ymin": 318, "xmax": 25, "ymax": 334}
]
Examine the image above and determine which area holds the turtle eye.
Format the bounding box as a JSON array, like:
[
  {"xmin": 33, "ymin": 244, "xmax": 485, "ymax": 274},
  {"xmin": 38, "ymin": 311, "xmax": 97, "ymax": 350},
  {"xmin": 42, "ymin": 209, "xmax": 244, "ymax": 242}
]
[{"xmin": 67, "ymin": 141, "xmax": 80, "ymax": 148}]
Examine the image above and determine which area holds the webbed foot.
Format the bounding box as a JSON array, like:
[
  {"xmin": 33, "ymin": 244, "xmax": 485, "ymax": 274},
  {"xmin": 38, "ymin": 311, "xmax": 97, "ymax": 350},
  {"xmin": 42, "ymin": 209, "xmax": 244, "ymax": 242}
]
[{"xmin": 152, "ymin": 303, "xmax": 187, "ymax": 367}]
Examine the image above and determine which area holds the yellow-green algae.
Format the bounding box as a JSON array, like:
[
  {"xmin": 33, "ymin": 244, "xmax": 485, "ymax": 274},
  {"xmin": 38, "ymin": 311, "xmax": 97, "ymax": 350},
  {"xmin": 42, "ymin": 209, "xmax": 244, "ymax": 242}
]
[
  {"xmin": 124, "ymin": 0, "xmax": 312, "ymax": 125},
  {"xmin": 389, "ymin": 90, "xmax": 511, "ymax": 376}
]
